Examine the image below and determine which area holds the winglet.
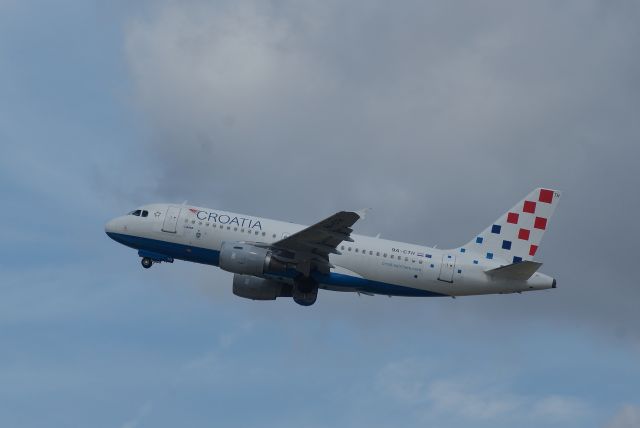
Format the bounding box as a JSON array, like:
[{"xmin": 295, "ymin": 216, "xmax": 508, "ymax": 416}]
[
  {"xmin": 356, "ymin": 208, "xmax": 371, "ymax": 220},
  {"xmin": 485, "ymin": 261, "xmax": 542, "ymax": 281}
]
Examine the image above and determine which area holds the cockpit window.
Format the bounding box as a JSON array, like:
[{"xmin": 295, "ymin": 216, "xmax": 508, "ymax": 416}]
[
  {"xmin": 141, "ymin": 210, "xmax": 149, "ymax": 217},
  {"xmin": 130, "ymin": 210, "xmax": 142, "ymax": 216}
]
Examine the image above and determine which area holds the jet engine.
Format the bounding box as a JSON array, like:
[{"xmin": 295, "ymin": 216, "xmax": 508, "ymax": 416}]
[
  {"xmin": 219, "ymin": 242, "xmax": 286, "ymax": 276},
  {"xmin": 232, "ymin": 274, "xmax": 287, "ymax": 300}
]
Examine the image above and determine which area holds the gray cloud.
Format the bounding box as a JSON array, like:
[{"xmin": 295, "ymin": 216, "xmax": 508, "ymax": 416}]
[{"xmin": 123, "ymin": 0, "xmax": 640, "ymax": 341}]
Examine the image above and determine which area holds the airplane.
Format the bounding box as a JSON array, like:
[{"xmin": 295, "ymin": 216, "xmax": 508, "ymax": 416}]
[{"xmin": 105, "ymin": 188, "xmax": 560, "ymax": 306}]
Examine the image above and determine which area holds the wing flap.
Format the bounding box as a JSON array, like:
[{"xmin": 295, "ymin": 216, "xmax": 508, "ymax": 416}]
[
  {"xmin": 272, "ymin": 210, "xmax": 366, "ymax": 275},
  {"xmin": 273, "ymin": 211, "xmax": 363, "ymax": 253}
]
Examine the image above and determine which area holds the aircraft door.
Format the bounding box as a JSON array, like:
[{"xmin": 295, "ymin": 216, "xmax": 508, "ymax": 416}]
[
  {"xmin": 162, "ymin": 206, "xmax": 181, "ymax": 233},
  {"xmin": 438, "ymin": 254, "xmax": 456, "ymax": 283}
]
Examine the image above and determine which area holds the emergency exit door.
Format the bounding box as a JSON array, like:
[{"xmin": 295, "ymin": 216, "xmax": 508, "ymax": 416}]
[
  {"xmin": 162, "ymin": 206, "xmax": 181, "ymax": 233},
  {"xmin": 438, "ymin": 254, "xmax": 456, "ymax": 283}
]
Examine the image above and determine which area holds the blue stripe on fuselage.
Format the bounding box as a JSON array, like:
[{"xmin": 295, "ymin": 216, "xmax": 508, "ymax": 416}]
[
  {"xmin": 311, "ymin": 272, "xmax": 445, "ymax": 297},
  {"xmin": 106, "ymin": 232, "xmax": 220, "ymax": 265},
  {"xmin": 106, "ymin": 232, "xmax": 446, "ymax": 297}
]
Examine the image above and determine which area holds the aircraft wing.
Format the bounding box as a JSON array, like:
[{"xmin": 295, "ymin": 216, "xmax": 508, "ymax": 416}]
[{"xmin": 271, "ymin": 210, "xmax": 367, "ymax": 275}]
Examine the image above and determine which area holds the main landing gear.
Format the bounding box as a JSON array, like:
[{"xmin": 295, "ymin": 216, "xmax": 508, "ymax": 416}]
[
  {"xmin": 141, "ymin": 257, "xmax": 153, "ymax": 269},
  {"xmin": 292, "ymin": 276, "xmax": 318, "ymax": 306}
]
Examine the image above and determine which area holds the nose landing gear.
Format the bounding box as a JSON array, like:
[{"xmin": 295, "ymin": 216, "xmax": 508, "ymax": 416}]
[
  {"xmin": 141, "ymin": 257, "xmax": 153, "ymax": 269},
  {"xmin": 137, "ymin": 251, "xmax": 173, "ymax": 269}
]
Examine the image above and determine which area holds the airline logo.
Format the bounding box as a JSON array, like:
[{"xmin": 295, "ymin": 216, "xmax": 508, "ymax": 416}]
[
  {"xmin": 499, "ymin": 189, "xmax": 557, "ymax": 257},
  {"xmin": 469, "ymin": 188, "xmax": 560, "ymax": 263},
  {"xmin": 189, "ymin": 208, "xmax": 263, "ymax": 230}
]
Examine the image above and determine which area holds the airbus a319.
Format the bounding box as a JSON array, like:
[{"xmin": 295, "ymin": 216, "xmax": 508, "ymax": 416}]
[{"xmin": 105, "ymin": 188, "xmax": 560, "ymax": 306}]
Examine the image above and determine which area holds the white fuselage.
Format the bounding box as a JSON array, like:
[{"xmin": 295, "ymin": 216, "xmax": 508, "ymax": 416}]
[{"xmin": 105, "ymin": 203, "xmax": 555, "ymax": 297}]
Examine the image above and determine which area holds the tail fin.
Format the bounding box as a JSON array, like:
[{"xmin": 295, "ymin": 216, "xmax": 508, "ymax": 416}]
[{"xmin": 461, "ymin": 188, "xmax": 561, "ymax": 263}]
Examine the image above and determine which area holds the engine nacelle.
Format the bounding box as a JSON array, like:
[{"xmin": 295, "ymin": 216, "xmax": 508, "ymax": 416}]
[
  {"xmin": 219, "ymin": 242, "xmax": 286, "ymax": 276},
  {"xmin": 233, "ymin": 274, "xmax": 284, "ymax": 300}
]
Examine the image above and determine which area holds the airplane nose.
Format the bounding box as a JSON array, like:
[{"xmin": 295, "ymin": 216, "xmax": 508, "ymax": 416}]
[{"xmin": 105, "ymin": 217, "xmax": 124, "ymax": 239}]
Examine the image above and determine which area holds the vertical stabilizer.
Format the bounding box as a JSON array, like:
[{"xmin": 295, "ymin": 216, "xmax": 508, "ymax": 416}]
[{"xmin": 460, "ymin": 188, "xmax": 561, "ymax": 263}]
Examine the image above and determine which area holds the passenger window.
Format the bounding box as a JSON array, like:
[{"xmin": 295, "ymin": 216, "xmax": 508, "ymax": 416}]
[
  {"xmin": 383, "ymin": 253, "xmax": 387, "ymax": 258},
  {"xmin": 355, "ymin": 249, "xmax": 359, "ymax": 253},
  {"xmin": 341, "ymin": 246, "xmax": 345, "ymax": 250},
  {"xmin": 348, "ymin": 247, "xmax": 352, "ymax": 251},
  {"xmin": 376, "ymin": 252, "xmax": 380, "ymax": 256},
  {"xmin": 390, "ymin": 255, "xmax": 394, "ymax": 259},
  {"xmin": 369, "ymin": 251, "xmax": 373, "ymax": 255},
  {"xmin": 272, "ymin": 234, "xmax": 276, "ymax": 238},
  {"xmin": 241, "ymin": 229, "xmax": 244, "ymax": 233},
  {"xmin": 262, "ymin": 232, "xmax": 266, "ymax": 236},
  {"xmin": 141, "ymin": 210, "xmax": 148, "ymax": 217},
  {"xmin": 234, "ymin": 227, "xmax": 237, "ymax": 231}
]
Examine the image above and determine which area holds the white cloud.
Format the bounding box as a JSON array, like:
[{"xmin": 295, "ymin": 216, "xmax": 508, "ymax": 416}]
[
  {"xmin": 178, "ymin": 319, "xmax": 254, "ymax": 383},
  {"xmin": 121, "ymin": 401, "xmax": 153, "ymax": 428},
  {"xmin": 375, "ymin": 358, "xmax": 431, "ymax": 405},
  {"xmin": 532, "ymin": 395, "xmax": 589, "ymax": 420},
  {"xmin": 376, "ymin": 359, "xmax": 589, "ymax": 423},
  {"xmin": 426, "ymin": 379, "xmax": 522, "ymax": 419},
  {"xmin": 605, "ymin": 405, "xmax": 640, "ymax": 428}
]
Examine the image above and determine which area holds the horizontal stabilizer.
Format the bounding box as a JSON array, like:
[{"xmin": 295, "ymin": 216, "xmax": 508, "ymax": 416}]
[{"xmin": 485, "ymin": 261, "xmax": 542, "ymax": 281}]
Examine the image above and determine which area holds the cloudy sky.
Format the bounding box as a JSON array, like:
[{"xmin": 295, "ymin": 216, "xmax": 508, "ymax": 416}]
[{"xmin": 1, "ymin": 0, "xmax": 639, "ymax": 427}]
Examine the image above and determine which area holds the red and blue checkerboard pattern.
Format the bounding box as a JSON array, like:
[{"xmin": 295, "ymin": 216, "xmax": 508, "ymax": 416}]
[{"xmin": 460, "ymin": 188, "xmax": 560, "ymax": 264}]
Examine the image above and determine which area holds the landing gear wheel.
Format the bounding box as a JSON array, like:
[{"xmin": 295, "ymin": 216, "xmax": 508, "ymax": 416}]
[
  {"xmin": 293, "ymin": 277, "xmax": 318, "ymax": 306},
  {"xmin": 141, "ymin": 257, "xmax": 153, "ymax": 269},
  {"xmin": 293, "ymin": 292, "xmax": 317, "ymax": 306}
]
